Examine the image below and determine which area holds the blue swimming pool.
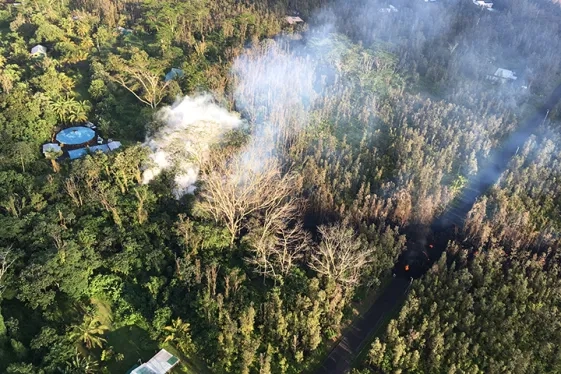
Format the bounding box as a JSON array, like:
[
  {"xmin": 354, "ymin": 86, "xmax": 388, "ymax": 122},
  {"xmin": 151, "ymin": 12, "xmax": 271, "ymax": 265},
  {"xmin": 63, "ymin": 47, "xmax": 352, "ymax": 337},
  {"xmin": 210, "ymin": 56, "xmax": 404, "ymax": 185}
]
[{"xmin": 56, "ymin": 126, "xmax": 95, "ymax": 145}]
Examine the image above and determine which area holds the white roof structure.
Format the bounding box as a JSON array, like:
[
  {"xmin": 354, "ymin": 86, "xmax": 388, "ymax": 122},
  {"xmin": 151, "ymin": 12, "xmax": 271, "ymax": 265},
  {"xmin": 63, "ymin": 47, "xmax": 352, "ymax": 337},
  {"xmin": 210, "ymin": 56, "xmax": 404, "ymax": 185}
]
[
  {"xmin": 131, "ymin": 349, "xmax": 180, "ymax": 374},
  {"xmin": 117, "ymin": 26, "xmax": 133, "ymax": 35},
  {"xmin": 285, "ymin": 16, "xmax": 304, "ymax": 25},
  {"xmin": 42, "ymin": 143, "xmax": 61, "ymax": 154},
  {"xmin": 107, "ymin": 141, "xmax": 122, "ymax": 151},
  {"xmin": 494, "ymin": 68, "xmax": 517, "ymax": 80},
  {"xmin": 31, "ymin": 45, "xmax": 47, "ymax": 56},
  {"xmin": 379, "ymin": 5, "xmax": 398, "ymax": 12},
  {"xmin": 473, "ymin": 0, "xmax": 493, "ymax": 8}
]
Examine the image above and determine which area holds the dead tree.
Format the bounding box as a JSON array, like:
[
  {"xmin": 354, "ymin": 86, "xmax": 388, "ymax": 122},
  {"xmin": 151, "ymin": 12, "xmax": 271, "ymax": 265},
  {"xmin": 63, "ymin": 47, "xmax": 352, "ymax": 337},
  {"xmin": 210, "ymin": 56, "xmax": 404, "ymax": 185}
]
[
  {"xmin": 0, "ymin": 246, "xmax": 16, "ymax": 296},
  {"xmin": 196, "ymin": 150, "xmax": 300, "ymax": 246},
  {"xmin": 308, "ymin": 223, "xmax": 374, "ymax": 289}
]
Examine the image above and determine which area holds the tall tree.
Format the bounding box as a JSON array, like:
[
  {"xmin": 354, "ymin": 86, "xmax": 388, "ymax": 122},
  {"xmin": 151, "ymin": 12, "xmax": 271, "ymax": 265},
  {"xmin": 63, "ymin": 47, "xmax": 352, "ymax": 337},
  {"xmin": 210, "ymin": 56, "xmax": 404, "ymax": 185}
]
[
  {"xmin": 106, "ymin": 47, "xmax": 171, "ymax": 108},
  {"xmin": 163, "ymin": 317, "xmax": 195, "ymax": 354},
  {"xmin": 308, "ymin": 224, "xmax": 374, "ymax": 288},
  {"xmin": 196, "ymin": 152, "xmax": 301, "ymax": 246},
  {"xmin": 0, "ymin": 246, "xmax": 16, "ymax": 297},
  {"xmin": 68, "ymin": 316, "xmax": 109, "ymax": 349}
]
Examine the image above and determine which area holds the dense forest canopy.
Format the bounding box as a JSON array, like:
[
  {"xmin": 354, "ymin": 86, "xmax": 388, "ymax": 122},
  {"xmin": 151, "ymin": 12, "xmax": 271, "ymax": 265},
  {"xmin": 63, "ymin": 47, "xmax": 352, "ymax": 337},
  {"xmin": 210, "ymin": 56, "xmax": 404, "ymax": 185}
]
[{"xmin": 0, "ymin": 0, "xmax": 560, "ymax": 373}]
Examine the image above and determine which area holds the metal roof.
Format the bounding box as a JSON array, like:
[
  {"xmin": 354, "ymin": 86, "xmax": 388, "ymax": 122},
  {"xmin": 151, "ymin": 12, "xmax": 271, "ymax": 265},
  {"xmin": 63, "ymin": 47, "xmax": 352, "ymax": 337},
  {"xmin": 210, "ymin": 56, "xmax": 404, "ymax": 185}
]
[
  {"xmin": 107, "ymin": 141, "xmax": 122, "ymax": 151},
  {"xmin": 286, "ymin": 16, "xmax": 304, "ymax": 25},
  {"xmin": 494, "ymin": 68, "xmax": 517, "ymax": 80},
  {"xmin": 89, "ymin": 144, "xmax": 111, "ymax": 153},
  {"xmin": 68, "ymin": 148, "xmax": 88, "ymax": 160},
  {"xmin": 42, "ymin": 143, "xmax": 61, "ymax": 154},
  {"xmin": 31, "ymin": 45, "xmax": 47, "ymax": 55},
  {"xmin": 165, "ymin": 68, "xmax": 185, "ymax": 82},
  {"xmin": 130, "ymin": 349, "xmax": 180, "ymax": 374}
]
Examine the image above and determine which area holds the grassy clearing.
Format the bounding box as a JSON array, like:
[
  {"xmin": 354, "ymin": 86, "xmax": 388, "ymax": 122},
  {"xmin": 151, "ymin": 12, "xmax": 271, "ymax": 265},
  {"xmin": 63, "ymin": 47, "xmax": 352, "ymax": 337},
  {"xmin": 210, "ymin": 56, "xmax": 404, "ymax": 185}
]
[
  {"xmin": 90, "ymin": 297, "xmax": 209, "ymax": 374},
  {"xmin": 105, "ymin": 325, "xmax": 158, "ymax": 373}
]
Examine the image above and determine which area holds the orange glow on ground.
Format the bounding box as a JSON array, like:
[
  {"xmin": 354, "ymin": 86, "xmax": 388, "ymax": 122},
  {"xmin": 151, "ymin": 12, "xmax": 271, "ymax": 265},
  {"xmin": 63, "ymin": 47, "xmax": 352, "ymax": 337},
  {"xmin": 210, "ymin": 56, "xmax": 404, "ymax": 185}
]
[{"xmin": 405, "ymin": 265, "xmax": 410, "ymax": 271}]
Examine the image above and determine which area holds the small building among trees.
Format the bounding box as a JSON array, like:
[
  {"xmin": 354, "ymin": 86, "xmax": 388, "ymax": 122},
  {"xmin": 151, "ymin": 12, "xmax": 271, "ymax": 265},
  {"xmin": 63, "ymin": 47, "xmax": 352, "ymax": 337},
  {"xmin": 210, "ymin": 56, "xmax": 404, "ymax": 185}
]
[
  {"xmin": 30, "ymin": 44, "xmax": 47, "ymax": 57},
  {"xmin": 164, "ymin": 68, "xmax": 185, "ymax": 82},
  {"xmin": 130, "ymin": 349, "xmax": 180, "ymax": 374},
  {"xmin": 285, "ymin": 16, "xmax": 304, "ymax": 25},
  {"xmin": 473, "ymin": 0, "xmax": 494, "ymax": 9},
  {"xmin": 487, "ymin": 68, "xmax": 517, "ymax": 83},
  {"xmin": 42, "ymin": 143, "xmax": 61, "ymax": 156},
  {"xmin": 44, "ymin": 124, "xmax": 122, "ymax": 161},
  {"xmin": 117, "ymin": 26, "xmax": 133, "ymax": 35}
]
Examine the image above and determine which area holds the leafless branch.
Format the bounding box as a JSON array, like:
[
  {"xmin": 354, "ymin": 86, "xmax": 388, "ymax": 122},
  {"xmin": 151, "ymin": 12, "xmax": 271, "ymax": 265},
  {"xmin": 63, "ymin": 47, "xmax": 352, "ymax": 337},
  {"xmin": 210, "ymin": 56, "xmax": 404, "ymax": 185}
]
[
  {"xmin": 308, "ymin": 224, "xmax": 374, "ymax": 288},
  {"xmin": 0, "ymin": 246, "xmax": 16, "ymax": 296}
]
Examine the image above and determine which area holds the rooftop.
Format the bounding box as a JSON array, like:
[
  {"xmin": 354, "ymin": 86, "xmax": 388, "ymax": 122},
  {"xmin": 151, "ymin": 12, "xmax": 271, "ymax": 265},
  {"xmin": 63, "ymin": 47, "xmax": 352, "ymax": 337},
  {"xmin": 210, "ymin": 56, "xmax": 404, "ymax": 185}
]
[
  {"xmin": 42, "ymin": 143, "xmax": 61, "ymax": 154},
  {"xmin": 68, "ymin": 148, "xmax": 89, "ymax": 160},
  {"xmin": 31, "ymin": 45, "xmax": 47, "ymax": 56},
  {"xmin": 494, "ymin": 68, "xmax": 517, "ymax": 80},
  {"xmin": 117, "ymin": 26, "xmax": 133, "ymax": 35},
  {"xmin": 165, "ymin": 68, "xmax": 185, "ymax": 82},
  {"xmin": 473, "ymin": 0, "xmax": 493, "ymax": 8},
  {"xmin": 108, "ymin": 141, "xmax": 122, "ymax": 151},
  {"xmin": 67, "ymin": 141, "xmax": 121, "ymax": 160},
  {"xmin": 286, "ymin": 16, "xmax": 304, "ymax": 25},
  {"xmin": 130, "ymin": 349, "xmax": 180, "ymax": 374}
]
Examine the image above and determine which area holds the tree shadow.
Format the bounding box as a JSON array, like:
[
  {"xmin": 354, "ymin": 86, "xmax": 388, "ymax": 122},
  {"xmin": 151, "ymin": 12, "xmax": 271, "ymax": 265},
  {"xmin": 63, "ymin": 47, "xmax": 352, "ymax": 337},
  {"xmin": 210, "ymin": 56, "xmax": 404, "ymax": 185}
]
[{"xmin": 105, "ymin": 325, "xmax": 158, "ymax": 373}]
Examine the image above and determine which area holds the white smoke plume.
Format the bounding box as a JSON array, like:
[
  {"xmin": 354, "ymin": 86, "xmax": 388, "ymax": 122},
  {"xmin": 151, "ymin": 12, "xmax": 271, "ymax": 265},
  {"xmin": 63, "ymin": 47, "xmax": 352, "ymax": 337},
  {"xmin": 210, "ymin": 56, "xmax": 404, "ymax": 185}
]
[
  {"xmin": 142, "ymin": 95, "xmax": 243, "ymax": 197},
  {"xmin": 231, "ymin": 24, "xmax": 343, "ymax": 172},
  {"xmin": 142, "ymin": 18, "xmax": 345, "ymax": 198}
]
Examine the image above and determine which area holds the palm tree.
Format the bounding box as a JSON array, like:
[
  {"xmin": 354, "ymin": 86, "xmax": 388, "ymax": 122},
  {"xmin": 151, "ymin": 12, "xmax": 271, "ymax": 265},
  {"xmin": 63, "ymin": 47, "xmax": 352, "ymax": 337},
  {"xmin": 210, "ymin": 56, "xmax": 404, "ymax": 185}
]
[
  {"xmin": 50, "ymin": 96, "xmax": 89, "ymax": 124},
  {"xmin": 163, "ymin": 317, "xmax": 194, "ymax": 354},
  {"xmin": 61, "ymin": 354, "xmax": 100, "ymax": 374},
  {"xmin": 69, "ymin": 316, "xmax": 109, "ymax": 349}
]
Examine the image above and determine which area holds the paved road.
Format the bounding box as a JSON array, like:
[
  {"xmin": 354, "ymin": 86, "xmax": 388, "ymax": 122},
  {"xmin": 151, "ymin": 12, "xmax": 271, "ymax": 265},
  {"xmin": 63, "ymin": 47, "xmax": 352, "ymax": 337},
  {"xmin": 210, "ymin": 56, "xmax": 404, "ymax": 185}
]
[
  {"xmin": 314, "ymin": 82, "xmax": 561, "ymax": 374},
  {"xmin": 315, "ymin": 278, "xmax": 410, "ymax": 374}
]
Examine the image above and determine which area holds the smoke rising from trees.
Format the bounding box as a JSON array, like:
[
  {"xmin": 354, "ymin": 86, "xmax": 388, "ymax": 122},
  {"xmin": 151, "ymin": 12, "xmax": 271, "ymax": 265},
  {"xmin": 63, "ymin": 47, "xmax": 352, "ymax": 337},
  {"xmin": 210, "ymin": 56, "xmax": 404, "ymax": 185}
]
[
  {"xmin": 231, "ymin": 26, "xmax": 341, "ymax": 167},
  {"xmin": 144, "ymin": 24, "xmax": 343, "ymax": 197},
  {"xmin": 141, "ymin": 95, "xmax": 243, "ymax": 197}
]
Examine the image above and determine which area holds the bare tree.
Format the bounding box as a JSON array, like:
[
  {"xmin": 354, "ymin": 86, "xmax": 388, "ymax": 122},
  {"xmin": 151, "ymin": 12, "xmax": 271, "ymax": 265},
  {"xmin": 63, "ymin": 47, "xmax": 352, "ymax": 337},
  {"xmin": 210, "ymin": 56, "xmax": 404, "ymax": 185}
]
[
  {"xmin": 94, "ymin": 182, "xmax": 122, "ymax": 227},
  {"xmin": 274, "ymin": 223, "xmax": 310, "ymax": 277},
  {"xmin": 308, "ymin": 224, "xmax": 374, "ymax": 288},
  {"xmin": 244, "ymin": 219, "xmax": 278, "ymax": 282},
  {"xmin": 196, "ymin": 150, "xmax": 301, "ymax": 246},
  {"xmin": 243, "ymin": 190, "xmax": 305, "ymax": 282},
  {"xmin": 0, "ymin": 246, "xmax": 16, "ymax": 297},
  {"xmin": 64, "ymin": 176, "xmax": 83, "ymax": 207},
  {"xmin": 245, "ymin": 215, "xmax": 310, "ymax": 282}
]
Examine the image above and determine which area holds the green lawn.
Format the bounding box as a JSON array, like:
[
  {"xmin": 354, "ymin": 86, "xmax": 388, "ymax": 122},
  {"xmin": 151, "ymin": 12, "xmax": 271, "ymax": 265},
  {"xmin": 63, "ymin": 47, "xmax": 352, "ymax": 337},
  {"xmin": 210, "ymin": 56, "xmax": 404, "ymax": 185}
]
[
  {"xmin": 105, "ymin": 325, "xmax": 159, "ymax": 373},
  {"xmin": 89, "ymin": 297, "xmax": 210, "ymax": 373}
]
